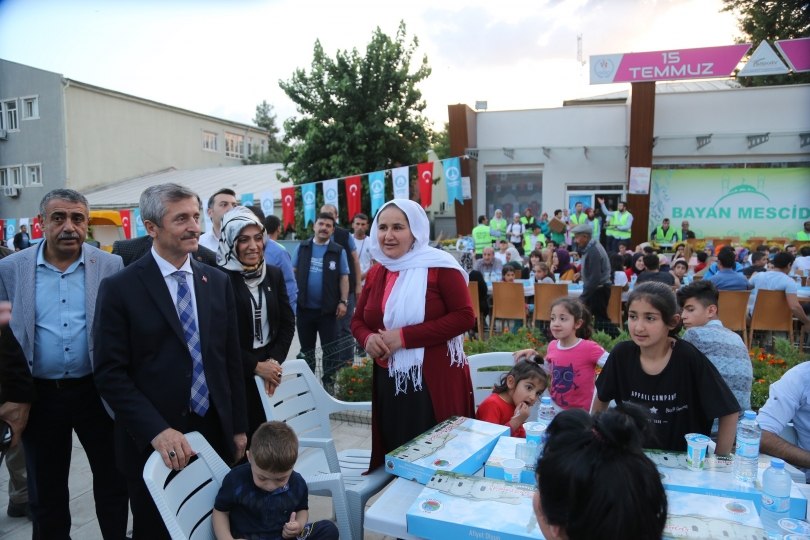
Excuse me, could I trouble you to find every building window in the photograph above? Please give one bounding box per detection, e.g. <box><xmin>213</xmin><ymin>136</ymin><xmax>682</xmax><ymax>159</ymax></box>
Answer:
<box><xmin>260</xmin><ymin>139</ymin><xmax>267</xmax><ymax>155</ymax></box>
<box><xmin>21</xmin><ymin>96</ymin><xmax>39</xmax><ymax>120</ymax></box>
<box><xmin>225</xmin><ymin>133</ymin><xmax>244</xmax><ymax>158</ymax></box>
<box><xmin>9</xmin><ymin>166</ymin><xmax>22</xmax><ymax>187</ymax></box>
<box><xmin>0</xmin><ymin>169</ymin><xmax>7</xmax><ymax>188</ymax></box>
<box><xmin>484</xmin><ymin>170</ymin><xmax>543</xmax><ymax>220</ymax></box>
<box><xmin>247</xmin><ymin>137</ymin><xmax>253</xmax><ymax>157</ymax></box>
<box><xmin>3</xmin><ymin>100</ymin><xmax>18</xmax><ymax>131</ymax></box>
<box><xmin>202</xmin><ymin>131</ymin><xmax>218</xmax><ymax>152</ymax></box>
<box><xmin>26</xmin><ymin>165</ymin><xmax>42</xmax><ymax>186</ymax></box>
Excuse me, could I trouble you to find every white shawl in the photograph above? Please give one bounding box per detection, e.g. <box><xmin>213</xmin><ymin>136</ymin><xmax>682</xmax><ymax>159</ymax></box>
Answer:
<box><xmin>369</xmin><ymin>199</ymin><xmax>469</xmax><ymax>394</ymax></box>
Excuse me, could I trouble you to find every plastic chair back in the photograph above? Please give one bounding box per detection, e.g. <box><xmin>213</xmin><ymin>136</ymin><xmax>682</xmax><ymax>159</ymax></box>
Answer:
<box><xmin>717</xmin><ymin>290</ymin><xmax>751</xmax><ymax>347</ymax></box>
<box><xmin>607</xmin><ymin>285</ymin><xmax>623</xmax><ymax>326</ymax></box>
<box><xmin>143</xmin><ymin>432</ymin><xmax>230</xmax><ymax>540</ymax></box>
<box><xmin>468</xmin><ymin>282</ymin><xmax>483</xmax><ymax>337</ymax></box>
<box><xmin>491</xmin><ymin>282</ymin><xmax>526</xmax><ymax>336</ymax></box>
<box><xmin>771</xmin><ymin>237</ymin><xmax>789</xmax><ymax>244</ymax></box>
<box><xmin>533</xmin><ymin>283</ymin><xmax>568</xmax><ymax>325</ymax></box>
<box><xmin>749</xmin><ymin>289</ymin><xmax>794</xmax><ymax>346</ymax></box>
<box><xmin>468</xmin><ymin>352</ymin><xmax>513</xmax><ymax>410</ymax></box>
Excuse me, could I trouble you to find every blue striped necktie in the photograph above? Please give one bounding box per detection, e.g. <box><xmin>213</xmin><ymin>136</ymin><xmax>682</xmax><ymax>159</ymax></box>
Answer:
<box><xmin>171</xmin><ymin>271</ymin><xmax>209</xmax><ymax>416</ymax></box>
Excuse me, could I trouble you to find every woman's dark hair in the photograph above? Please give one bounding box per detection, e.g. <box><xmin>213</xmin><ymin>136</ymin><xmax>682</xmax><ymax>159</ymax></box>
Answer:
<box><xmin>536</xmin><ymin>404</ymin><xmax>667</xmax><ymax>540</ymax></box>
<box><xmin>622</xmin><ymin>252</ymin><xmax>633</xmax><ymax>270</ymax></box>
<box><xmin>529</xmin><ymin>249</ymin><xmax>544</xmax><ymax>262</ymax></box>
<box><xmin>535</xmin><ymin>262</ymin><xmax>554</xmax><ymax>281</ymax></box>
<box><xmin>627</xmin><ymin>282</ymin><xmax>682</xmax><ymax>337</ymax></box>
<box><xmin>550</xmin><ymin>297</ymin><xmax>593</xmax><ymax>340</ymax></box>
<box><xmin>492</xmin><ymin>357</ymin><xmax>548</xmax><ymax>394</ymax></box>
<box><xmin>609</xmin><ymin>253</ymin><xmax>625</xmax><ymax>283</ymax></box>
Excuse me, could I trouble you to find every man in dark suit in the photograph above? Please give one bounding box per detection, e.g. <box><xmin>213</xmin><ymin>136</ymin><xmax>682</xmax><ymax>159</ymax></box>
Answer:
<box><xmin>112</xmin><ymin>233</ymin><xmax>218</xmax><ymax>267</ymax></box>
<box><xmin>12</xmin><ymin>225</ymin><xmax>31</xmax><ymax>252</ymax></box>
<box><xmin>94</xmin><ymin>183</ymin><xmax>248</xmax><ymax>539</ymax></box>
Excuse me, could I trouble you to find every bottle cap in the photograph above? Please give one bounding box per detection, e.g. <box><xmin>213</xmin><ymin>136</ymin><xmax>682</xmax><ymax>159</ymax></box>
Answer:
<box><xmin>541</xmin><ymin>396</ymin><xmax>552</xmax><ymax>404</ymax></box>
<box><xmin>771</xmin><ymin>458</ymin><xmax>786</xmax><ymax>469</ymax></box>
<box><xmin>744</xmin><ymin>410</ymin><xmax>757</xmax><ymax>419</ymax></box>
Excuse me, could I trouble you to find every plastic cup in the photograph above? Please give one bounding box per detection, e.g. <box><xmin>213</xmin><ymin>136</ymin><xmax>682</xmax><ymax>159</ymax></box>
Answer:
<box><xmin>684</xmin><ymin>433</ymin><xmax>711</xmax><ymax>470</ymax></box>
<box><xmin>524</xmin><ymin>422</ymin><xmax>547</xmax><ymax>445</ymax></box>
<box><xmin>502</xmin><ymin>458</ymin><xmax>525</xmax><ymax>483</ymax></box>
<box><xmin>515</xmin><ymin>442</ymin><xmax>537</xmax><ymax>465</ymax></box>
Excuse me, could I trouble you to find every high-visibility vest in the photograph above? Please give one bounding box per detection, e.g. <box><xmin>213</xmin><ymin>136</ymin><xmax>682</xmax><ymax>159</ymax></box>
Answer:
<box><xmin>490</xmin><ymin>218</ymin><xmax>507</xmax><ymax>237</ymax></box>
<box><xmin>612</xmin><ymin>211</ymin><xmax>632</xmax><ymax>239</ymax></box>
<box><xmin>655</xmin><ymin>226</ymin><xmax>676</xmax><ymax>243</ymax></box>
<box><xmin>798</xmin><ymin>231</ymin><xmax>810</xmax><ymax>241</ymax></box>
<box><xmin>520</xmin><ymin>216</ymin><xmax>535</xmax><ymax>245</ymax></box>
<box><xmin>570</xmin><ymin>212</ymin><xmax>587</xmax><ymax>225</ymax></box>
<box><xmin>472</xmin><ymin>224</ymin><xmax>493</xmax><ymax>255</ymax></box>
<box><xmin>525</xmin><ymin>233</ymin><xmax>546</xmax><ymax>253</ymax></box>
<box><xmin>589</xmin><ymin>218</ymin><xmax>600</xmax><ymax>239</ymax></box>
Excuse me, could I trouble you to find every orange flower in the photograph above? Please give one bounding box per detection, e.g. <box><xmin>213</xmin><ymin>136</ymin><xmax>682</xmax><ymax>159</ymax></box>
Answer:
<box><xmin>349</xmin><ymin>390</ymin><xmax>354</xmax><ymax>394</ymax></box>
<box><xmin>358</xmin><ymin>379</ymin><xmax>363</xmax><ymax>383</ymax></box>
<box><xmin>758</xmin><ymin>379</ymin><xmax>765</xmax><ymax>383</ymax></box>
<box><xmin>346</xmin><ymin>361</ymin><xmax>353</xmax><ymax>365</ymax></box>
<box><xmin>351</xmin><ymin>378</ymin><xmax>356</xmax><ymax>382</ymax></box>
<box><xmin>352</xmin><ymin>365</ymin><xmax>358</xmax><ymax>370</ymax></box>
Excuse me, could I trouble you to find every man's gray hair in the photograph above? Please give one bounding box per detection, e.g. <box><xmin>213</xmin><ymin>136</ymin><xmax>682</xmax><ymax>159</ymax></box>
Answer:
<box><xmin>39</xmin><ymin>189</ymin><xmax>89</xmax><ymax>217</ymax></box>
<box><xmin>140</xmin><ymin>183</ymin><xmax>201</xmax><ymax>226</ymax></box>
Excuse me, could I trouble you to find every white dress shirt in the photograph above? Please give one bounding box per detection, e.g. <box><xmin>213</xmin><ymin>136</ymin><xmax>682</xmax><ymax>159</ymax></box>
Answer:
<box><xmin>198</xmin><ymin>230</ymin><xmax>220</xmax><ymax>253</ymax></box>
<box><xmin>151</xmin><ymin>247</ymin><xmax>200</xmax><ymax>326</ymax></box>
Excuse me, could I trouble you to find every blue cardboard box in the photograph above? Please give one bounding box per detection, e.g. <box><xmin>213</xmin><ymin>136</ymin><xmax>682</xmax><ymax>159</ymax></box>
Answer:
<box><xmin>485</xmin><ymin>436</ymin><xmax>537</xmax><ymax>484</ymax></box>
<box><xmin>406</xmin><ymin>471</ymin><xmax>544</xmax><ymax>540</ymax></box>
<box><xmin>647</xmin><ymin>450</ymin><xmax>807</xmax><ymax>519</ymax></box>
<box><xmin>664</xmin><ymin>490</ymin><xmax>768</xmax><ymax>539</ymax></box>
<box><xmin>384</xmin><ymin>416</ymin><xmax>509</xmax><ymax>485</ymax></box>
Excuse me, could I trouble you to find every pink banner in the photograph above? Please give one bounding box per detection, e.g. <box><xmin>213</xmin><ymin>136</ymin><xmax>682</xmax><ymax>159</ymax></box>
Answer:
<box><xmin>590</xmin><ymin>44</ymin><xmax>750</xmax><ymax>84</ymax></box>
<box><xmin>775</xmin><ymin>38</ymin><xmax>810</xmax><ymax>73</ymax></box>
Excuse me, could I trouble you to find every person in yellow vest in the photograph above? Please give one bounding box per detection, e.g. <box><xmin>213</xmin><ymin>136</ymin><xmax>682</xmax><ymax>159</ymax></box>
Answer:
<box><xmin>586</xmin><ymin>207</ymin><xmax>601</xmax><ymax>242</ymax></box>
<box><xmin>489</xmin><ymin>209</ymin><xmax>507</xmax><ymax>242</ymax></box>
<box><xmin>472</xmin><ymin>215</ymin><xmax>495</xmax><ymax>259</ymax></box>
<box><xmin>525</xmin><ymin>223</ymin><xmax>546</xmax><ymax>253</ymax></box>
<box><xmin>520</xmin><ymin>208</ymin><xmax>536</xmax><ymax>251</ymax></box>
<box><xmin>568</xmin><ymin>202</ymin><xmax>588</xmax><ymax>227</ymax></box>
<box><xmin>651</xmin><ymin>218</ymin><xmax>677</xmax><ymax>246</ymax></box>
<box><xmin>798</xmin><ymin>221</ymin><xmax>810</xmax><ymax>242</ymax></box>
<box><xmin>598</xmin><ymin>197</ymin><xmax>633</xmax><ymax>253</ymax></box>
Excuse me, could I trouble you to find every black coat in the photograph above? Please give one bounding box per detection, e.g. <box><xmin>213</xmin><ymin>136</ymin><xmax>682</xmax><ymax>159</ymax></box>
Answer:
<box><xmin>112</xmin><ymin>235</ymin><xmax>218</xmax><ymax>268</ymax></box>
<box><xmin>0</xmin><ymin>325</ymin><xmax>34</xmax><ymax>404</ymax></box>
<box><xmin>224</xmin><ymin>265</ymin><xmax>295</xmax><ymax>438</ymax></box>
<box><xmin>93</xmin><ymin>252</ymin><xmax>247</xmax><ymax>476</ymax></box>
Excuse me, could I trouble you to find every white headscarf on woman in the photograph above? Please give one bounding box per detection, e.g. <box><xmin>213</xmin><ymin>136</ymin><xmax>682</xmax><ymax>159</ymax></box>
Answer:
<box><xmin>218</xmin><ymin>206</ymin><xmax>267</xmax><ymax>282</ymax></box>
<box><xmin>369</xmin><ymin>199</ymin><xmax>469</xmax><ymax>394</ymax></box>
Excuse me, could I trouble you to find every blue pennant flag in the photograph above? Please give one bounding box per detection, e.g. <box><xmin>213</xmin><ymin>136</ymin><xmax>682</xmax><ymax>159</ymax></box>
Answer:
<box><xmin>241</xmin><ymin>193</ymin><xmax>255</xmax><ymax>206</ymax></box>
<box><xmin>302</xmin><ymin>184</ymin><xmax>317</xmax><ymax>226</ymax></box>
<box><xmin>442</xmin><ymin>157</ymin><xmax>463</xmax><ymax>205</ymax></box>
<box><xmin>134</xmin><ymin>209</ymin><xmax>147</xmax><ymax>237</ymax></box>
<box><xmin>369</xmin><ymin>171</ymin><xmax>386</xmax><ymax>217</ymax></box>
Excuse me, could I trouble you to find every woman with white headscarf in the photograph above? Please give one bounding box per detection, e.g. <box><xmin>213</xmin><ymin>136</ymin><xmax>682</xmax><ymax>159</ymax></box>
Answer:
<box><xmin>218</xmin><ymin>206</ymin><xmax>296</xmax><ymax>445</ymax></box>
<box><xmin>351</xmin><ymin>200</ymin><xmax>476</xmax><ymax>471</ymax></box>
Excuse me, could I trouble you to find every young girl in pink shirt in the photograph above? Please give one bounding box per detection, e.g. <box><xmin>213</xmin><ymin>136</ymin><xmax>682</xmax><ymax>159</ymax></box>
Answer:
<box><xmin>514</xmin><ymin>298</ymin><xmax>608</xmax><ymax>411</ymax></box>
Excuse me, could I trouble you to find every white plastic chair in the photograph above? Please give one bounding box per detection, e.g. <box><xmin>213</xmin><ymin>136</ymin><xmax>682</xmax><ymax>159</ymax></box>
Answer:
<box><xmin>255</xmin><ymin>360</ymin><xmax>392</xmax><ymax>540</ymax></box>
<box><xmin>142</xmin><ymin>432</ymin><xmax>229</xmax><ymax>540</ymax></box>
<box><xmin>468</xmin><ymin>352</ymin><xmax>514</xmax><ymax>410</ymax></box>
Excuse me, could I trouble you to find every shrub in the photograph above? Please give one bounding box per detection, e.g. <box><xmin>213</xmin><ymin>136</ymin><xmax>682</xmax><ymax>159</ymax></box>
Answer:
<box><xmin>334</xmin><ymin>359</ymin><xmax>373</xmax><ymax>402</ymax></box>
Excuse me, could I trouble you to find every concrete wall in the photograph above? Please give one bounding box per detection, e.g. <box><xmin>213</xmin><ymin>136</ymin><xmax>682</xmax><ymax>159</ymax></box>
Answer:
<box><xmin>0</xmin><ymin>59</ymin><xmax>67</xmax><ymax>220</ymax></box>
<box><xmin>64</xmin><ymin>82</ymin><xmax>269</xmax><ymax>191</ymax></box>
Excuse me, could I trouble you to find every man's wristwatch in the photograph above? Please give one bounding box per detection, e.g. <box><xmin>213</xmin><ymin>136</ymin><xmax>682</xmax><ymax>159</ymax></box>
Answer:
<box><xmin>339</xmin><ymin>299</ymin><xmax>349</xmax><ymax>306</ymax></box>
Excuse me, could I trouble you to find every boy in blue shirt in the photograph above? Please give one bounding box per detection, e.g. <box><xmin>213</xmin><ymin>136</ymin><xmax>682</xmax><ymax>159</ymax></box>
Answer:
<box><xmin>213</xmin><ymin>422</ymin><xmax>339</xmax><ymax>540</ymax></box>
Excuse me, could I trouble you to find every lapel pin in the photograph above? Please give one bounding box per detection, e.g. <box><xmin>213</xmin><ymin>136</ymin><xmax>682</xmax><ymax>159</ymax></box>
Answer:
<box><xmin>266</xmin><ymin>286</ymin><xmax>271</xmax><ymax>292</ymax></box>
<box><xmin>202</xmin><ymin>275</ymin><xmax>208</xmax><ymax>283</ymax></box>
<box><xmin>90</xmin><ymin>259</ymin><xmax>96</xmax><ymax>263</ymax></box>
<box><xmin>197</xmin><ymin>256</ymin><xmax>202</xmax><ymax>261</ymax></box>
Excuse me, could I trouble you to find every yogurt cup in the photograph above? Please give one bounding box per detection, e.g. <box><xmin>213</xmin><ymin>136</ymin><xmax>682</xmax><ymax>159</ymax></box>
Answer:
<box><xmin>524</xmin><ymin>422</ymin><xmax>547</xmax><ymax>445</ymax></box>
<box><xmin>502</xmin><ymin>458</ymin><xmax>525</xmax><ymax>483</ymax></box>
<box><xmin>684</xmin><ymin>433</ymin><xmax>711</xmax><ymax>470</ymax></box>
<box><xmin>778</xmin><ymin>518</ymin><xmax>810</xmax><ymax>535</ymax></box>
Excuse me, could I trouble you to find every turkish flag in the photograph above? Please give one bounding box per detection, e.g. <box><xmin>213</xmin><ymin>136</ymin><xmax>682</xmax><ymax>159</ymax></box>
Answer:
<box><xmin>31</xmin><ymin>217</ymin><xmax>42</xmax><ymax>239</ymax></box>
<box><xmin>345</xmin><ymin>176</ymin><xmax>362</xmax><ymax>221</ymax></box>
<box><xmin>281</xmin><ymin>187</ymin><xmax>296</xmax><ymax>230</ymax></box>
<box><xmin>417</xmin><ymin>162</ymin><xmax>434</xmax><ymax>209</ymax></box>
<box><xmin>0</xmin><ymin>220</ymin><xmax>5</xmax><ymax>242</ymax></box>
<box><xmin>119</xmin><ymin>210</ymin><xmax>132</xmax><ymax>239</ymax></box>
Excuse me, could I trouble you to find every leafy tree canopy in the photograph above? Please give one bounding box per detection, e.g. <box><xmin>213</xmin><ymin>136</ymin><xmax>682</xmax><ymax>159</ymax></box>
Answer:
<box><xmin>278</xmin><ymin>21</ymin><xmax>433</xmax><ymax>228</ymax></box>
<box><xmin>432</xmin><ymin>122</ymin><xmax>451</xmax><ymax>160</ymax></box>
<box><xmin>246</xmin><ymin>100</ymin><xmax>287</xmax><ymax>164</ymax></box>
<box><xmin>722</xmin><ymin>0</ymin><xmax>810</xmax><ymax>86</ymax></box>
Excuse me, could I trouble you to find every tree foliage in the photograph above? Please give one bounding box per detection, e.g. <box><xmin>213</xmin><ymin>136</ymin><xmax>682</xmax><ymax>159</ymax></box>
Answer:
<box><xmin>432</xmin><ymin>122</ymin><xmax>451</xmax><ymax>160</ymax></box>
<box><xmin>278</xmin><ymin>21</ymin><xmax>433</xmax><ymax>229</ymax></box>
<box><xmin>246</xmin><ymin>101</ymin><xmax>288</xmax><ymax>164</ymax></box>
<box><xmin>722</xmin><ymin>0</ymin><xmax>810</xmax><ymax>86</ymax></box>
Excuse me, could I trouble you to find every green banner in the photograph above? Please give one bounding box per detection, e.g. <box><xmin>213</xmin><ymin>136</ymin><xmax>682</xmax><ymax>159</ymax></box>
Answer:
<box><xmin>649</xmin><ymin>168</ymin><xmax>810</xmax><ymax>241</ymax></box>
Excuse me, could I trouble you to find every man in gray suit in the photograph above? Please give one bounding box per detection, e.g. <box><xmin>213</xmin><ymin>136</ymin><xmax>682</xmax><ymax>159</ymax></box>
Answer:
<box><xmin>0</xmin><ymin>189</ymin><xmax>129</xmax><ymax>539</ymax></box>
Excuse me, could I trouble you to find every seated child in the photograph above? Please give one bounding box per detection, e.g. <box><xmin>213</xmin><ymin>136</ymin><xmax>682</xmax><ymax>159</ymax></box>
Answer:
<box><xmin>502</xmin><ymin>266</ymin><xmax>516</xmax><ymax>283</ymax></box>
<box><xmin>592</xmin><ymin>282</ymin><xmax>741</xmax><ymax>454</ymax></box>
<box><xmin>533</xmin><ymin>262</ymin><xmax>555</xmax><ymax>283</ymax></box>
<box><xmin>214</xmin><ymin>422</ymin><xmax>339</xmax><ymax>540</ymax></box>
<box><xmin>477</xmin><ymin>359</ymin><xmax>548</xmax><ymax>437</ymax></box>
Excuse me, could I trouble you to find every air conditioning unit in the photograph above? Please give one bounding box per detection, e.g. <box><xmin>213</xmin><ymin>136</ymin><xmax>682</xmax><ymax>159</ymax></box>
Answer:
<box><xmin>4</xmin><ymin>188</ymin><xmax>19</xmax><ymax>197</ymax></box>
<box><xmin>0</xmin><ymin>129</ymin><xmax>7</xmax><ymax>140</ymax></box>
<box><xmin>439</xmin><ymin>201</ymin><xmax>447</xmax><ymax>212</ymax></box>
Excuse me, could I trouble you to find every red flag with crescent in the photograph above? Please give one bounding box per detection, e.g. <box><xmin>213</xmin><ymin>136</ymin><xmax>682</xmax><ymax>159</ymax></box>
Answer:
<box><xmin>417</xmin><ymin>162</ymin><xmax>434</xmax><ymax>209</ymax></box>
<box><xmin>0</xmin><ymin>220</ymin><xmax>5</xmax><ymax>243</ymax></box>
<box><xmin>345</xmin><ymin>175</ymin><xmax>361</xmax><ymax>220</ymax></box>
<box><xmin>31</xmin><ymin>217</ymin><xmax>42</xmax><ymax>239</ymax></box>
<box><xmin>281</xmin><ymin>187</ymin><xmax>296</xmax><ymax>230</ymax></box>
<box><xmin>119</xmin><ymin>210</ymin><xmax>132</xmax><ymax>239</ymax></box>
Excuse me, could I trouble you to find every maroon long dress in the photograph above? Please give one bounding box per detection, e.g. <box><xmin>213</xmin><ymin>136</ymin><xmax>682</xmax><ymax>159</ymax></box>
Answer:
<box><xmin>351</xmin><ymin>265</ymin><xmax>476</xmax><ymax>471</ymax></box>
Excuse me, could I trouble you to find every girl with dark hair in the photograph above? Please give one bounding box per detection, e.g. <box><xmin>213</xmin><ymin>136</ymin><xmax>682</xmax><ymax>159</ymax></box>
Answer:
<box><xmin>515</xmin><ymin>298</ymin><xmax>608</xmax><ymax>411</ymax></box>
<box><xmin>476</xmin><ymin>359</ymin><xmax>548</xmax><ymax>437</ymax></box>
<box><xmin>609</xmin><ymin>253</ymin><xmax>629</xmax><ymax>302</ymax></box>
<box><xmin>534</xmin><ymin>404</ymin><xmax>668</xmax><ymax>540</ymax></box>
<box><xmin>592</xmin><ymin>282</ymin><xmax>741</xmax><ymax>454</ymax></box>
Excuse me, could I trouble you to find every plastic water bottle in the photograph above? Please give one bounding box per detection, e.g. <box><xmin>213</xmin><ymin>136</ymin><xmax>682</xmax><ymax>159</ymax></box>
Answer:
<box><xmin>537</xmin><ymin>397</ymin><xmax>556</xmax><ymax>426</ymax></box>
<box><xmin>760</xmin><ymin>458</ymin><xmax>792</xmax><ymax>534</ymax></box>
<box><xmin>733</xmin><ymin>410</ymin><xmax>761</xmax><ymax>482</ymax></box>
<box><xmin>631</xmin><ymin>274</ymin><xmax>637</xmax><ymax>284</ymax></box>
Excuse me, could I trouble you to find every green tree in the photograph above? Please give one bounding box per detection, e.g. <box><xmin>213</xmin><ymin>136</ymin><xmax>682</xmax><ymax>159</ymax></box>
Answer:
<box><xmin>432</xmin><ymin>122</ymin><xmax>451</xmax><ymax>159</ymax></box>
<box><xmin>246</xmin><ymin>100</ymin><xmax>287</xmax><ymax>164</ymax></box>
<box><xmin>722</xmin><ymin>0</ymin><xmax>810</xmax><ymax>86</ymax></box>
<box><xmin>278</xmin><ymin>21</ymin><xmax>433</xmax><ymax>231</ymax></box>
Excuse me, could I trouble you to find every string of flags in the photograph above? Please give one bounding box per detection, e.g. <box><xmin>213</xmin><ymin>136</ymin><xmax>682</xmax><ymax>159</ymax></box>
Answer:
<box><xmin>0</xmin><ymin>217</ymin><xmax>42</xmax><ymax>243</ymax></box>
